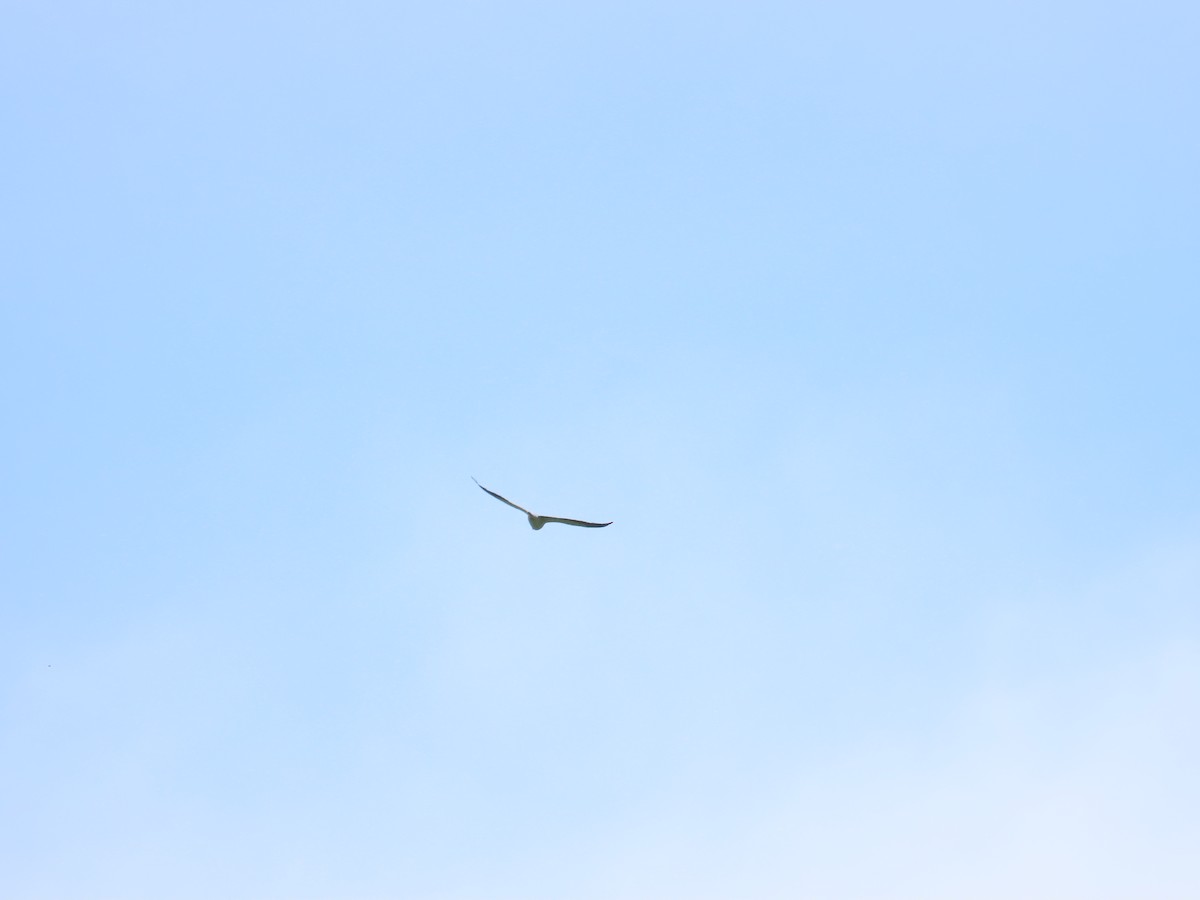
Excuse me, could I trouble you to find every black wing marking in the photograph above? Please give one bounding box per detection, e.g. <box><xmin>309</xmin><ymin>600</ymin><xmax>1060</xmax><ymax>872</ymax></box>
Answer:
<box><xmin>541</xmin><ymin>516</ymin><xmax>613</xmax><ymax>528</ymax></box>
<box><xmin>472</xmin><ymin>477</ymin><xmax>535</xmax><ymax>517</ymax></box>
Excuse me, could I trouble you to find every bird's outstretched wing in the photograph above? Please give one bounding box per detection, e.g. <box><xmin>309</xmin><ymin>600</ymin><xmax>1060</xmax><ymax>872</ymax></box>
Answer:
<box><xmin>540</xmin><ymin>516</ymin><xmax>612</xmax><ymax>528</ymax></box>
<box><xmin>472</xmin><ymin>477</ymin><xmax>535</xmax><ymax>517</ymax></box>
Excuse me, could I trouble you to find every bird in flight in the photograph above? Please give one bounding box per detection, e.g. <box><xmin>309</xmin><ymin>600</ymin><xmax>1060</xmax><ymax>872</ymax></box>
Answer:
<box><xmin>473</xmin><ymin>478</ymin><xmax>612</xmax><ymax>530</ymax></box>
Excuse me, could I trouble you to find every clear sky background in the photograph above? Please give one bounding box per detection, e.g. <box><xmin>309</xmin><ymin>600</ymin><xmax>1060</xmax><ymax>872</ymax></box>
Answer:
<box><xmin>3</xmin><ymin>2</ymin><xmax>1198</xmax><ymax>898</ymax></box>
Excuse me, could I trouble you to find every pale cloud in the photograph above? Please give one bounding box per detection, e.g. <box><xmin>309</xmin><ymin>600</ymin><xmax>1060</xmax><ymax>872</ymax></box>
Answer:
<box><xmin>560</xmin><ymin>643</ymin><xmax>1199</xmax><ymax>900</ymax></box>
<box><xmin>450</xmin><ymin>534</ymin><xmax>1200</xmax><ymax>900</ymax></box>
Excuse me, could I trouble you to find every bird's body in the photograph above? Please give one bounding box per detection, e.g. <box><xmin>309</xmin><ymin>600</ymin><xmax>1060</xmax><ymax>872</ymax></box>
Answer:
<box><xmin>472</xmin><ymin>478</ymin><xmax>612</xmax><ymax>529</ymax></box>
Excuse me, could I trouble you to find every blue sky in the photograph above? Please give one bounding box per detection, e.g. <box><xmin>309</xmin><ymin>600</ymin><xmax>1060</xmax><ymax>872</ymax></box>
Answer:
<box><xmin>3</xmin><ymin>2</ymin><xmax>1198</xmax><ymax>898</ymax></box>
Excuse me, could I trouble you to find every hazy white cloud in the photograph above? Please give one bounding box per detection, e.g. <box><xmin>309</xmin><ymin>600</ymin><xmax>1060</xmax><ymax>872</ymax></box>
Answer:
<box><xmin>433</xmin><ymin>535</ymin><xmax>1200</xmax><ymax>900</ymax></box>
